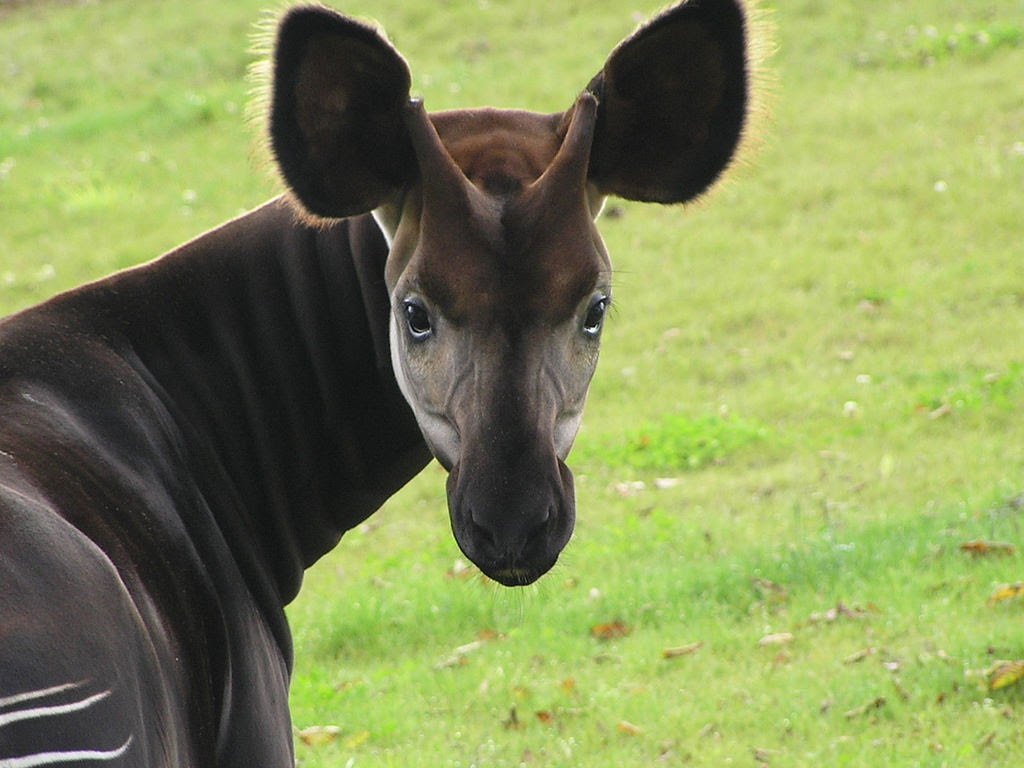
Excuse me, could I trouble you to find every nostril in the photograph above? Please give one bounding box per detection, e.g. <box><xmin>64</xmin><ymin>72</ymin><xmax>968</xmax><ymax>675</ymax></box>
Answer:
<box><xmin>524</xmin><ymin>506</ymin><xmax>555</xmax><ymax>547</ymax></box>
<box><xmin>468</xmin><ymin>511</ymin><xmax>497</xmax><ymax>549</ymax></box>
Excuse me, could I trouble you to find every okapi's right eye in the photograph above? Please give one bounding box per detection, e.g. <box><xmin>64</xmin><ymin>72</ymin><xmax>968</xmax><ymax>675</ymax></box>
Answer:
<box><xmin>403</xmin><ymin>299</ymin><xmax>433</xmax><ymax>341</ymax></box>
<box><xmin>582</xmin><ymin>295</ymin><xmax>609</xmax><ymax>338</ymax></box>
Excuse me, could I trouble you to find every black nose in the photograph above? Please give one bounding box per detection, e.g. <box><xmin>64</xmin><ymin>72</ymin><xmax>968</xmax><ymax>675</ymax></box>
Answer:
<box><xmin>446</xmin><ymin>460</ymin><xmax>575</xmax><ymax>586</ymax></box>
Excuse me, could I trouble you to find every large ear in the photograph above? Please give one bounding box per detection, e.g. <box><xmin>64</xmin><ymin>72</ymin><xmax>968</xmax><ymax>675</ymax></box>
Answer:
<box><xmin>584</xmin><ymin>0</ymin><xmax>752</xmax><ymax>204</ymax></box>
<box><xmin>269</xmin><ymin>6</ymin><xmax>415</xmax><ymax>219</ymax></box>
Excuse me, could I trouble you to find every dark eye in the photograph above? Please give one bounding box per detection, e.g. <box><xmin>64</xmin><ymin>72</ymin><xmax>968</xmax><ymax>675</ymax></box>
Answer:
<box><xmin>582</xmin><ymin>295</ymin><xmax>609</xmax><ymax>337</ymax></box>
<box><xmin>403</xmin><ymin>299</ymin><xmax>433</xmax><ymax>340</ymax></box>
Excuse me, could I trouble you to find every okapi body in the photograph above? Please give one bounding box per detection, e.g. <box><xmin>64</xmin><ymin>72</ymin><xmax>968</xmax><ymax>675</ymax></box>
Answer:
<box><xmin>0</xmin><ymin>1</ymin><xmax>758</xmax><ymax>765</ymax></box>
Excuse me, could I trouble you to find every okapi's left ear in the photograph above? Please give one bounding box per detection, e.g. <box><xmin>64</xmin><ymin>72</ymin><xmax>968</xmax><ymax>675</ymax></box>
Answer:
<box><xmin>584</xmin><ymin>0</ymin><xmax>752</xmax><ymax>204</ymax></box>
<box><xmin>269</xmin><ymin>6</ymin><xmax>415</xmax><ymax>219</ymax></box>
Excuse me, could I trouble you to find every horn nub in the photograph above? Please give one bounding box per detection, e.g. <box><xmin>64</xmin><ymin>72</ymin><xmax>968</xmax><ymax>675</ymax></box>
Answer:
<box><xmin>402</xmin><ymin>98</ymin><xmax>478</xmax><ymax>212</ymax></box>
<box><xmin>528</xmin><ymin>91</ymin><xmax>599</xmax><ymax>200</ymax></box>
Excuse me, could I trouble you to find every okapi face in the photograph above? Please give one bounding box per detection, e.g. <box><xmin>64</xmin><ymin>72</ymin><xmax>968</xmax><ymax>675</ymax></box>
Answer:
<box><xmin>269</xmin><ymin>0</ymin><xmax>754</xmax><ymax>585</ymax></box>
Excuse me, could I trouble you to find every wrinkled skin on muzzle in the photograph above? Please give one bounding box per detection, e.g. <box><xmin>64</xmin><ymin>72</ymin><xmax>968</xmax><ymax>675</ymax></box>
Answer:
<box><xmin>438</xmin><ymin>330</ymin><xmax>589</xmax><ymax>585</ymax></box>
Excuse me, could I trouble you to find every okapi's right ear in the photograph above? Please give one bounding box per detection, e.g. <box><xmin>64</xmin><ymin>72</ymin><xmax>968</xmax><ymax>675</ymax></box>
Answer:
<box><xmin>269</xmin><ymin>6</ymin><xmax>415</xmax><ymax>219</ymax></box>
<box><xmin>584</xmin><ymin>0</ymin><xmax>753</xmax><ymax>204</ymax></box>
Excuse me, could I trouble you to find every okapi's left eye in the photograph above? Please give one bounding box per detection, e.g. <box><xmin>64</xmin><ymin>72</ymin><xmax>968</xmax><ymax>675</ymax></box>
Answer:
<box><xmin>582</xmin><ymin>295</ymin><xmax>609</xmax><ymax>337</ymax></box>
<box><xmin>403</xmin><ymin>299</ymin><xmax>433</xmax><ymax>341</ymax></box>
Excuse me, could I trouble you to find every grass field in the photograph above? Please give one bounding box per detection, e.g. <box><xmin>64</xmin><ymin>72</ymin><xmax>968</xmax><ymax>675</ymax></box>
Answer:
<box><xmin>2</xmin><ymin>0</ymin><xmax>1023</xmax><ymax>765</ymax></box>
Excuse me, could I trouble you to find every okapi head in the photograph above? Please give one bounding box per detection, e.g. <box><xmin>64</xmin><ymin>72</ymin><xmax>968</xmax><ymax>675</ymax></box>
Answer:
<box><xmin>269</xmin><ymin>0</ymin><xmax>756</xmax><ymax>586</ymax></box>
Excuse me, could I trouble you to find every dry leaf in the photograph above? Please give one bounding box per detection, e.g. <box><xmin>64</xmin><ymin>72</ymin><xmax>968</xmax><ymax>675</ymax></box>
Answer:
<box><xmin>617</xmin><ymin>720</ymin><xmax>643</xmax><ymax>736</ymax></box>
<box><xmin>987</xmin><ymin>660</ymin><xmax>1024</xmax><ymax>691</ymax></box>
<box><xmin>758</xmin><ymin>632</ymin><xmax>794</xmax><ymax>647</ymax></box>
<box><xmin>844</xmin><ymin>697</ymin><xmax>886</xmax><ymax>719</ymax></box>
<box><xmin>844</xmin><ymin>647</ymin><xmax>877</xmax><ymax>664</ymax></box>
<box><xmin>662</xmin><ymin>642</ymin><xmax>704</xmax><ymax>659</ymax></box>
<box><xmin>446</xmin><ymin>558</ymin><xmax>473</xmax><ymax>579</ymax></box>
<box><xmin>808</xmin><ymin>601</ymin><xmax>870</xmax><ymax>624</ymax></box>
<box><xmin>891</xmin><ymin>677</ymin><xmax>911</xmax><ymax>701</ymax></box>
<box><xmin>435</xmin><ymin>639</ymin><xmax>486</xmax><ymax>669</ymax></box>
<box><xmin>561</xmin><ymin>677</ymin><xmax>576</xmax><ymax>695</ymax></box>
<box><xmin>960</xmin><ymin>540</ymin><xmax>1016</xmax><ymax>557</ymax></box>
<box><xmin>296</xmin><ymin>725</ymin><xmax>341</xmax><ymax>747</ymax></box>
<box><xmin>591</xmin><ymin>620</ymin><xmax>632</xmax><ymax>641</ymax></box>
<box><xmin>988</xmin><ymin>582</ymin><xmax>1024</xmax><ymax>605</ymax></box>
<box><xmin>535</xmin><ymin>710</ymin><xmax>555</xmax><ymax>726</ymax></box>
<box><xmin>613</xmin><ymin>481</ymin><xmax>646</xmax><ymax>497</ymax></box>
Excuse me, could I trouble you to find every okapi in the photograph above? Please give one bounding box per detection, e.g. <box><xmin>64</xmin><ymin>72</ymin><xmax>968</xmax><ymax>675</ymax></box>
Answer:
<box><xmin>0</xmin><ymin>1</ymin><xmax>759</xmax><ymax>765</ymax></box>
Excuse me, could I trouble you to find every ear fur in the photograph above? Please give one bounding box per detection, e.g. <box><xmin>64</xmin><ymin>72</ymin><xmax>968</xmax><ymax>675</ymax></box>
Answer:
<box><xmin>269</xmin><ymin>5</ymin><xmax>415</xmax><ymax>219</ymax></box>
<box><xmin>584</xmin><ymin>0</ymin><xmax>753</xmax><ymax>204</ymax></box>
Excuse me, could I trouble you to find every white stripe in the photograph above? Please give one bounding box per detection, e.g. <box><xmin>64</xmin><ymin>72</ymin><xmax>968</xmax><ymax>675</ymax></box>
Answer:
<box><xmin>0</xmin><ymin>737</ymin><xmax>132</xmax><ymax>768</ymax></box>
<box><xmin>0</xmin><ymin>684</ymin><xmax>83</xmax><ymax>712</ymax></box>
<box><xmin>0</xmin><ymin>691</ymin><xmax>111</xmax><ymax>728</ymax></box>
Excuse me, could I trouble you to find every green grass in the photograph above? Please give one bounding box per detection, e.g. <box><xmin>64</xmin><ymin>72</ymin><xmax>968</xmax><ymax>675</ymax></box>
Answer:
<box><xmin>2</xmin><ymin>0</ymin><xmax>1023</xmax><ymax>766</ymax></box>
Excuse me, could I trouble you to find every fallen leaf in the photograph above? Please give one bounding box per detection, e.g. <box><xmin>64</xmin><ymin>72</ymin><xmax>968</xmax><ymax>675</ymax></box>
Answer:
<box><xmin>844</xmin><ymin>647</ymin><xmax>877</xmax><ymax>664</ymax></box>
<box><xmin>758</xmin><ymin>632</ymin><xmax>794</xmax><ymax>647</ymax></box>
<box><xmin>434</xmin><ymin>654</ymin><xmax>469</xmax><ymax>670</ymax></box>
<box><xmin>297</xmin><ymin>725</ymin><xmax>341</xmax><ymax>747</ymax></box>
<box><xmin>987</xmin><ymin>660</ymin><xmax>1024</xmax><ymax>691</ymax></box>
<box><xmin>617</xmin><ymin>720</ymin><xmax>643</xmax><ymax>736</ymax></box>
<box><xmin>808</xmin><ymin>601</ymin><xmax>871</xmax><ymax>624</ymax></box>
<box><xmin>535</xmin><ymin>710</ymin><xmax>554</xmax><ymax>726</ymax></box>
<box><xmin>446</xmin><ymin>559</ymin><xmax>473</xmax><ymax>579</ymax></box>
<box><xmin>591</xmin><ymin>620</ymin><xmax>632</xmax><ymax>641</ymax></box>
<box><xmin>891</xmin><ymin>677</ymin><xmax>911</xmax><ymax>701</ymax></box>
<box><xmin>663</xmin><ymin>641</ymin><xmax>704</xmax><ymax>659</ymax></box>
<box><xmin>435</xmin><ymin>639</ymin><xmax>487</xmax><ymax>669</ymax></box>
<box><xmin>960</xmin><ymin>540</ymin><xmax>1016</xmax><ymax>557</ymax></box>
<box><xmin>561</xmin><ymin>677</ymin><xmax>576</xmax><ymax>695</ymax></box>
<box><xmin>613</xmin><ymin>480</ymin><xmax>646</xmax><ymax>497</ymax></box>
<box><xmin>698</xmin><ymin>722</ymin><xmax>720</xmax><ymax>739</ymax></box>
<box><xmin>844</xmin><ymin>697</ymin><xmax>886</xmax><ymax>719</ymax></box>
<box><xmin>988</xmin><ymin>582</ymin><xmax>1024</xmax><ymax>605</ymax></box>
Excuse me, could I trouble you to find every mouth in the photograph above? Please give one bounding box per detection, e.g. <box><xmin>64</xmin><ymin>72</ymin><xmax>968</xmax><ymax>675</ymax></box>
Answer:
<box><xmin>477</xmin><ymin>556</ymin><xmax>557</xmax><ymax>587</ymax></box>
<box><xmin>451</xmin><ymin>513</ymin><xmax>567</xmax><ymax>588</ymax></box>
<box><xmin>489</xmin><ymin>569</ymin><xmax>544</xmax><ymax>587</ymax></box>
